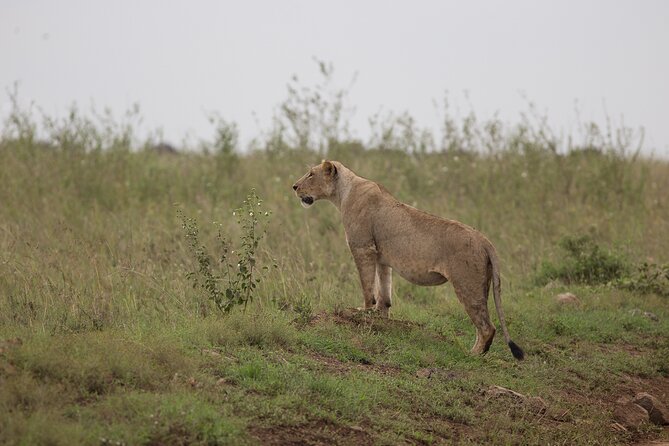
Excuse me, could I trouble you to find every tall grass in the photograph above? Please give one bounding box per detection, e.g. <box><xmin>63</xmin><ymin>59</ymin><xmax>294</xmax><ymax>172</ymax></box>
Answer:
<box><xmin>2</xmin><ymin>67</ymin><xmax>669</xmax><ymax>445</ymax></box>
<box><xmin>1</xmin><ymin>71</ymin><xmax>667</xmax><ymax>334</ymax></box>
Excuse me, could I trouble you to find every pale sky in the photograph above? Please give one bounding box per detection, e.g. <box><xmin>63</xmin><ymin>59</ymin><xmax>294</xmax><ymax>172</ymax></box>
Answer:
<box><xmin>2</xmin><ymin>0</ymin><xmax>668</xmax><ymax>154</ymax></box>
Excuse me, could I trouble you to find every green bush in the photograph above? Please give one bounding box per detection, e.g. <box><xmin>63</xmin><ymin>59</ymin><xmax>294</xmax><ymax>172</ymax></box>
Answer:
<box><xmin>617</xmin><ymin>262</ymin><xmax>669</xmax><ymax>297</ymax></box>
<box><xmin>536</xmin><ymin>234</ymin><xmax>630</xmax><ymax>285</ymax></box>
<box><xmin>537</xmin><ymin>235</ymin><xmax>669</xmax><ymax>297</ymax></box>
<box><xmin>179</xmin><ymin>189</ymin><xmax>274</xmax><ymax>314</ymax></box>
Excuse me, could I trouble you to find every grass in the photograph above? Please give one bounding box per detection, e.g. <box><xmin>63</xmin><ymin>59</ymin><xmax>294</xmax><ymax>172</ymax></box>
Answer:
<box><xmin>1</xmin><ymin>93</ymin><xmax>669</xmax><ymax>445</ymax></box>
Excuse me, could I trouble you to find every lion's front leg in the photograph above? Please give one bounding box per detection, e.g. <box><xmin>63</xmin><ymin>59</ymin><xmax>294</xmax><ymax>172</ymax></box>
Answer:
<box><xmin>375</xmin><ymin>264</ymin><xmax>392</xmax><ymax>318</ymax></box>
<box><xmin>350</xmin><ymin>245</ymin><xmax>378</xmax><ymax>310</ymax></box>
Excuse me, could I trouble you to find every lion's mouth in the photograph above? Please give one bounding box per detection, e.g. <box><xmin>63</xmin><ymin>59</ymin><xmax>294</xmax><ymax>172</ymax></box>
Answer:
<box><xmin>300</xmin><ymin>196</ymin><xmax>314</xmax><ymax>208</ymax></box>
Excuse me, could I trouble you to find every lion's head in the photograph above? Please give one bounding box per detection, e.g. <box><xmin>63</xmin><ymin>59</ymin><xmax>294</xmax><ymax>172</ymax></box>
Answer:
<box><xmin>292</xmin><ymin>161</ymin><xmax>338</xmax><ymax>208</ymax></box>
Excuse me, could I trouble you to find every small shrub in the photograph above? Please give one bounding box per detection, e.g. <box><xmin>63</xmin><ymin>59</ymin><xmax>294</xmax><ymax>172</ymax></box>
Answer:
<box><xmin>292</xmin><ymin>294</ymin><xmax>314</xmax><ymax>326</ymax></box>
<box><xmin>179</xmin><ymin>189</ymin><xmax>274</xmax><ymax>313</ymax></box>
<box><xmin>549</xmin><ymin>317</ymin><xmax>570</xmax><ymax>336</ymax></box>
<box><xmin>537</xmin><ymin>234</ymin><xmax>669</xmax><ymax>297</ymax></box>
<box><xmin>272</xmin><ymin>292</ymin><xmax>313</xmax><ymax>326</ymax></box>
<box><xmin>536</xmin><ymin>234</ymin><xmax>629</xmax><ymax>285</ymax></box>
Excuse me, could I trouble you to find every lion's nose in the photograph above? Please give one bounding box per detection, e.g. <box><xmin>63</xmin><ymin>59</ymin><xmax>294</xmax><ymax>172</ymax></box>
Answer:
<box><xmin>292</xmin><ymin>184</ymin><xmax>298</xmax><ymax>191</ymax></box>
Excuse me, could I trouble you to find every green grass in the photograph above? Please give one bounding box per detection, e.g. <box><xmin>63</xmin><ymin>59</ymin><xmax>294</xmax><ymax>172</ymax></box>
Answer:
<box><xmin>1</xmin><ymin>104</ymin><xmax>669</xmax><ymax>445</ymax></box>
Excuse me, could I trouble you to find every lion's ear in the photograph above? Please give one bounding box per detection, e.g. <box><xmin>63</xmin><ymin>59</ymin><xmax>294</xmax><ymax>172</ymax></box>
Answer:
<box><xmin>322</xmin><ymin>160</ymin><xmax>337</xmax><ymax>177</ymax></box>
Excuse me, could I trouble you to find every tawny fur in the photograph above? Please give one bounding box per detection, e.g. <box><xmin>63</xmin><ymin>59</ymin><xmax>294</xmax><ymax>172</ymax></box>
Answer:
<box><xmin>292</xmin><ymin>160</ymin><xmax>523</xmax><ymax>358</ymax></box>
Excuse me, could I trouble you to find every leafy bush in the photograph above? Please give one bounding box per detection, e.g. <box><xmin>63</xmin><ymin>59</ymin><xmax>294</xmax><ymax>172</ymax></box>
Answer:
<box><xmin>617</xmin><ymin>262</ymin><xmax>669</xmax><ymax>297</ymax></box>
<box><xmin>537</xmin><ymin>234</ymin><xmax>669</xmax><ymax>297</ymax></box>
<box><xmin>536</xmin><ymin>234</ymin><xmax>630</xmax><ymax>285</ymax></box>
<box><xmin>179</xmin><ymin>189</ymin><xmax>274</xmax><ymax>313</ymax></box>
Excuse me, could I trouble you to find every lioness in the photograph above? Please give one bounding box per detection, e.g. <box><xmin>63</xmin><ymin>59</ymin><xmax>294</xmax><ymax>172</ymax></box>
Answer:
<box><xmin>292</xmin><ymin>160</ymin><xmax>524</xmax><ymax>360</ymax></box>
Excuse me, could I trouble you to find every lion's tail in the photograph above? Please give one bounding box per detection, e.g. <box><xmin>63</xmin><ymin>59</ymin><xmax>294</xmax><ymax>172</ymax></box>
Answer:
<box><xmin>485</xmin><ymin>243</ymin><xmax>525</xmax><ymax>360</ymax></box>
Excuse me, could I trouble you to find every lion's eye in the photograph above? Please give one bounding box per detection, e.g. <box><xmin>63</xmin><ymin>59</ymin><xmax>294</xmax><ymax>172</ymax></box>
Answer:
<box><xmin>308</xmin><ymin>172</ymin><xmax>314</xmax><ymax>178</ymax></box>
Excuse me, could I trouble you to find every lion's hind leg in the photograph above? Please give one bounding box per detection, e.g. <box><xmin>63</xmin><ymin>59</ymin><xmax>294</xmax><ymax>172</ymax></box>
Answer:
<box><xmin>452</xmin><ymin>280</ymin><xmax>496</xmax><ymax>355</ymax></box>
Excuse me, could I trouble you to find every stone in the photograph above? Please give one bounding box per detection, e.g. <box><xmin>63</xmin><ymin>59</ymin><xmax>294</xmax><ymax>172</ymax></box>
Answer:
<box><xmin>555</xmin><ymin>293</ymin><xmax>580</xmax><ymax>305</ymax></box>
<box><xmin>633</xmin><ymin>392</ymin><xmax>669</xmax><ymax>425</ymax></box>
<box><xmin>613</xmin><ymin>402</ymin><xmax>649</xmax><ymax>429</ymax></box>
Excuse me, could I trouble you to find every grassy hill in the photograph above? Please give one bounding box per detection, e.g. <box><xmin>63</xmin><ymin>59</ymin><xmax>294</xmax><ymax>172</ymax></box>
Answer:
<box><xmin>1</xmin><ymin>101</ymin><xmax>668</xmax><ymax>444</ymax></box>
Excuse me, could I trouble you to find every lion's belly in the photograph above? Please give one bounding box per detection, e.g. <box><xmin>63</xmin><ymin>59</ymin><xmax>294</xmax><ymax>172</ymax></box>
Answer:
<box><xmin>375</xmin><ymin>228</ymin><xmax>450</xmax><ymax>286</ymax></box>
<box><xmin>378</xmin><ymin>246</ymin><xmax>448</xmax><ymax>286</ymax></box>
<box><xmin>394</xmin><ymin>268</ymin><xmax>448</xmax><ymax>286</ymax></box>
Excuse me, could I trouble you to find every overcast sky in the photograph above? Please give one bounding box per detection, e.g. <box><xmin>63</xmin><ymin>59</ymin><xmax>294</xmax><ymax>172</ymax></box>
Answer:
<box><xmin>2</xmin><ymin>0</ymin><xmax>668</xmax><ymax>154</ymax></box>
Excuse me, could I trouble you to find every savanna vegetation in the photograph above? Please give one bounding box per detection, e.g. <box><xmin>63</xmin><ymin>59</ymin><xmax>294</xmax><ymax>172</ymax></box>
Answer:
<box><xmin>1</xmin><ymin>66</ymin><xmax>668</xmax><ymax>445</ymax></box>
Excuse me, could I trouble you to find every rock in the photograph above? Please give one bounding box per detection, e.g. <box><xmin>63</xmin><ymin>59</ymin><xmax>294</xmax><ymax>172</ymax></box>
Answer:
<box><xmin>555</xmin><ymin>293</ymin><xmax>580</xmax><ymax>305</ymax></box>
<box><xmin>616</xmin><ymin>395</ymin><xmax>631</xmax><ymax>405</ymax></box>
<box><xmin>613</xmin><ymin>402</ymin><xmax>649</xmax><ymax>429</ymax></box>
<box><xmin>633</xmin><ymin>392</ymin><xmax>669</xmax><ymax>425</ymax></box>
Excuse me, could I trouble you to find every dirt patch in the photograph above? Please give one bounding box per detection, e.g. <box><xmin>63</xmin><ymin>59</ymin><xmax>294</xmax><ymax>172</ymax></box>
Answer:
<box><xmin>310</xmin><ymin>308</ymin><xmax>448</xmax><ymax>340</ymax></box>
<box><xmin>307</xmin><ymin>353</ymin><xmax>400</xmax><ymax>377</ymax></box>
<box><xmin>310</xmin><ymin>308</ymin><xmax>420</xmax><ymax>329</ymax></box>
<box><xmin>411</xmin><ymin>413</ymin><xmax>476</xmax><ymax>444</ymax></box>
<box><xmin>566</xmin><ymin>373</ymin><xmax>669</xmax><ymax>444</ymax></box>
<box><xmin>250</xmin><ymin>419</ymin><xmax>373</xmax><ymax>446</ymax></box>
<box><xmin>597</xmin><ymin>343</ymin><xmax>650</xmax><ymax>358</ymax></box>
<box><xmin>616</xmin><ymin>374</ymin><xmax>669</xmax><ymax>428</ymax></box>
<box><xmin>604</xmin><ymin>372</ymin><xmax>669</xmax><ymax>443</ymax></box>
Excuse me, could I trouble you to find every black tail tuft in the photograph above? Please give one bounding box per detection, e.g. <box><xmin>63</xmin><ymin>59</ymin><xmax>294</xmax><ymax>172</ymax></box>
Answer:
<box><xmin>508</xmin><ymin>341</ymin><xmax>525</xmax><ymax>360</ymax></box>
